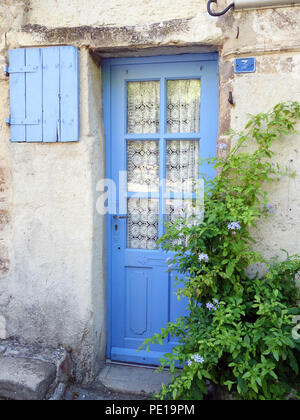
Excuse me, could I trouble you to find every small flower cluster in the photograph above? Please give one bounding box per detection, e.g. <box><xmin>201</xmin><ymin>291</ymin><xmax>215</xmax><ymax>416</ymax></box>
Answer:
<box><xmin>165</xmin><ymin>257</ymin><xmax>174</xmax><ymax>270</ymax></box>
<box><xmin>265</xmin><ymin>205</ymin><xmax>275</xmax><ymax>215</ymax></box>
<box><xmin>198</xmin><ymin>253</ymin><xmax>209</xmax><ymax>263</ymax></box>
<box><xmin>228</xmin><ymin>221</ymin><xmax>241</xmax><ymax>234</ymax></box>
<box><xmin>206</xmin><ymin>299</ymin><xmax>220</xmax><ymax>312</ymax></box>
<box><xmin>187</xmin><ymin>354</ymin><xmax>205</xmax><ymax>366</ymax></box>
<box><xmin>217</xmin><ymin>143</ymin><xmax>228</xmax><ymax>150</ymax></box>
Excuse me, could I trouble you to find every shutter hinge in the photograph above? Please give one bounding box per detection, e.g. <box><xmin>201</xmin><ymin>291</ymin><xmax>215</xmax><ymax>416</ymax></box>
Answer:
<box><xmin>6</xmin><ymin>118</ymin><xmax>40</xmax><ymax>125</ymax></box>
<box><xmin>5</xmin><ymin>65</ymin><xmax>38</xmax><ymax>74</ymax></box>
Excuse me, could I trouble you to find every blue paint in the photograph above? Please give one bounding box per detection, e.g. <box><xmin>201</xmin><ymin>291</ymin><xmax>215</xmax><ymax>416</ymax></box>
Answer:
<box><xmin>8</xmin><ymin>46</ymin><xmax>79</xmax><ymax>143</ymax></box>
<box><xmin>103</xmin><ymin>54</ymin><xmax>219</xmax><ymax>365</ymax></box>
<box><xmin>43</xmin><ymin>47</ymin><xmax>60</xmax><ymax>142</ymax></box>
<box><xmin>234</xmin><ymin>57</ymin><xmax>256</xmax><ymax>73</ymax></box>
<box><xmin>26</xmin><ymin>48</ymin><xmax>43</xmax><ymax>143</ymax></box>
<box><xmin>9</xmin><ymin>49</ymin><xmax>26</xmax><ymax>142</ymax></box>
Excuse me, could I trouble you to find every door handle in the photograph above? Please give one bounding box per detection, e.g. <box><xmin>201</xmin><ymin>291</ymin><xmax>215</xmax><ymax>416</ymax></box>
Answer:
<box><xmin>113</xmin><ymin>215</ymin><xmax>129</xmax><ymax>219</ymax></box>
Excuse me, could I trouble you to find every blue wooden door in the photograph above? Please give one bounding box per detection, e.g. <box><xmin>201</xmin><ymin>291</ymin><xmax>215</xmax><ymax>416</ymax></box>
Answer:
<box><xmin>103</xmin><ymin>54</ymin><xmax>218</xmax><ymax>365</ymax></box>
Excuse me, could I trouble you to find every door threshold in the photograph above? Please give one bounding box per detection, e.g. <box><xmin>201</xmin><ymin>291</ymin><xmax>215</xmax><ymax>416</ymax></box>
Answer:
<box><xmin>106</xmin><ymin>359</ymin><xmax>167</xmax><ymax>370</ymax></box>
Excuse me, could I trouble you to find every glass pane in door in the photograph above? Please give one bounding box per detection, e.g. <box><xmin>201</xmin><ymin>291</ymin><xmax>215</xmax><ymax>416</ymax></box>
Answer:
<box><xmin>127</xmin><ymin>198</ymin><xmax>159</xmax><ymax>250</ymax></box>
<box><xmin>165</xmin><ymin>199</ymin><xmax>197</xmax><ymax>245</ymax></box>
<box><xmin>127</xmin><ymin>140</ymin><xmax>159</xmax><ymax>192</ymax></box>
<box><xmin>166</xmin><ymin>140</ymin><xmax>199</xmax><ymax>193</ymax></box>
<box><xmin>167</xmin><ymin>79</ymin><xmax>201</xmax><ymax>133</ymax></box>
<box><xmin>127</xmin><ymin>81</ymin><xmax>160</xmax><ymax>134</ymax></box>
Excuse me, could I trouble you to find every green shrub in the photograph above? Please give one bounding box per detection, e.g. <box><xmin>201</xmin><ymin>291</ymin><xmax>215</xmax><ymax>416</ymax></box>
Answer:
<box><xmin>140</xmin><ymin>102</ymin><xmax>300</xmax><ymax>400</ymax></box>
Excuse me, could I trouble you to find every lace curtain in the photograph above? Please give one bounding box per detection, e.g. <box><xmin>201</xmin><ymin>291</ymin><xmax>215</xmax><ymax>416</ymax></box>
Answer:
<box><xmin>127</xmin><ymin>198</ymin><xmax>159</xmax><ymax>250</ymax></box>
<box><xmin>167</xmin><ymin>79</ymin><xmax>201</xmax><ymax>133</ymax></box>
<box><xmin>126</xmin><ymin>80</ymin><xmax>201</xmax><ymax>249</ymax></box>
<box><xmin>127</xmin><ymin>79</ymin><xmax>201</xmax><ymax>134</ymax></box>
<box><xmin>127</xmin><ymin>81</ymin><xmax>160</xmax><ymax>134</ymax></box>
<box><xmin>127</xmin><ymin>141</ymin><xmax>159</xmax><ymax>192</ymax></box>
<box><xmin>166</xmin><ymin>140</ymin><xmax>199</xmax><ymax>193</ymax></box>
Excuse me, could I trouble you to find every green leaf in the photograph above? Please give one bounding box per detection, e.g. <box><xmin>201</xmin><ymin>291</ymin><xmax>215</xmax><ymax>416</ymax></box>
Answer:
<box><xmin>273</xmin><ymin>350</ymin><xmax>279</xmax><ymax>362</ymax></box>
<box><xmin>289</xmin><ymin>352</ymin><xmax>299</xmax><ymax>374</ymax></box>
<box><xmin>269</xmin><ymin>370</ymin><xmax>278</xmax><ymax>380</ymax></box>
<box><xmin>237</xmin><ymin>376</ymin><xmax>248</xmax><ymax>395</ymax></box>
<box><xmin>244</xmin><ymin>335</ymin><xmax>250</xmax><ymax>345</ymax></box>
<box><xmin>224</xmin><ymin>380</ymin><xmax>235</xmax><ymax>391</ymax></box>
<box><xmin>256</xmin><ymin>377</ymin><xmax>262</xmax><ymax>387</ymax></box>
<box><xmin>202</xmin><ymin>370</ymin><xmax>212</xmax><ymax>380</ymax></box>
<box><xmin>226</xmin><ymin>261</ymin><xmax>235</xmax><ymax>278</ymax></box>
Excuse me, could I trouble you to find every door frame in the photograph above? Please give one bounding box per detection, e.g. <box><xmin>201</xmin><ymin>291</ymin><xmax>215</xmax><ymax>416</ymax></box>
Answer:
<box><xmin>102</xmin><ymin>53</ymin><xmax>219</xmax><ymax>360</ymax></box>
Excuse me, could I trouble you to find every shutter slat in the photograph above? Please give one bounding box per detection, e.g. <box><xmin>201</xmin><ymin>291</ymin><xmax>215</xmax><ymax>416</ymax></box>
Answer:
<box><xmin>9</xmin><ymin>49</ymin><xmax>26</xmax><ymax>142</ymax></box>
<box><xmin>26</xmin><ymin>48</ymin><xmax>43</xmax><ymax>142</ymax></box>
<box><xmin>60</xmin><ymin>46</ymin><xmax>79</xmax><ymax>142</ymax></box>
<box><xmin>42</xmin><ymin>47</ymin><xmax>60</xmax><ymax>142</ymax></box>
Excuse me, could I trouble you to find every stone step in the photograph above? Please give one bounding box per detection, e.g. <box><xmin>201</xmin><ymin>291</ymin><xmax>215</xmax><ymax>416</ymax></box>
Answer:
<box><xmin>0</xmin><ymin>356</ymin><xmax>56</xmax><ymax>400</ymax></box>
<box><xmin>0</xmin><ymin>339</ymin><xmax>72</xmax><ymax>400</ymax></box>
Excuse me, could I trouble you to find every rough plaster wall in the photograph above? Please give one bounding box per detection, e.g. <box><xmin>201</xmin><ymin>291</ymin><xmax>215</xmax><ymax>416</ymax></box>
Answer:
<box><xmin>0</xmin><ymin>0</ymin><xmax>300</xmax><ymax>381</ymax></box>
<box><xmin>0</xmin><ymin>0</ymin><xmax>29</xmax><ymax>340</ymax></box>
<box><xmin>86</xmin><ymin>49</ymin><xmax>107</xmax><ymax>379</ymax></box>
<box><xmin>0</xmin><ymin>0</ymin><xmax>28</xmax><ymax>34</ymax></box>
<box><xmin>229</xmin><ymin>53</ymin><xmax>300</xmax><ymax>260</ymax></box>
<box><xmin>0</xmin><ymin>44</ymin><xmax>105</xmax><ymax>382</ymax></box>
<box><xmin>27</xmin><ymin>0</ymin><xmax>207</xmax><ymax>27</ymax></box>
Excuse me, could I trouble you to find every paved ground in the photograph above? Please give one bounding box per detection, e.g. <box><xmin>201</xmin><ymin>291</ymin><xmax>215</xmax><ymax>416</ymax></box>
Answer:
<box><xmin>64</xmin><ymin>363</ymin><xmax>171</xmax><ymax>401</ymax></box>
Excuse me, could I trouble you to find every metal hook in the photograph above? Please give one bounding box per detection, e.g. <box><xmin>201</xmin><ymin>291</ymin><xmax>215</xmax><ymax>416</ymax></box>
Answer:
<box><xmin>207</xmin><ymin>0</ymin><xmax>235</xmax><ymax>16</ymax></box>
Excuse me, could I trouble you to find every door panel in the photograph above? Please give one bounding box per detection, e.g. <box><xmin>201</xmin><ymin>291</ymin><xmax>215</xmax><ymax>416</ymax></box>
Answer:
<box><xmin>104</xmin><ymin>55</ymin><xmax>218</xmax><ymax>365</ymax></box>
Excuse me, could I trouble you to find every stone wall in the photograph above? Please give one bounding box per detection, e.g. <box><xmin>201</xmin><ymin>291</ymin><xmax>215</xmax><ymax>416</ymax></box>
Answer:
<box><xmin>0</xmin><ymin>0</ymin><xmax>299</xmax><ymax>382</ymax></box>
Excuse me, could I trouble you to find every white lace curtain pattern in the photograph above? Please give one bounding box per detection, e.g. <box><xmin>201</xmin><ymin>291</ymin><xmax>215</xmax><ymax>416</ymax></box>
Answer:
<box><xmin>127</xmin><ymin>141</ymin><xmax>159</xmax><ymax>192</ymax></box>
<box><xmin>127</xmin><ymin>79</ymin><xmax>201</xmax><ymax>134</ymax></box>
<box><xmin>167</xmin><ymin>79</ymin><xmax>201</xmax><ymax>133</ymax></box>
<box><xmin>166</xmin><ymin>140</ymin><xmax>199</xmax><ymax>193</ymax></box>
<box><xmin>127</xmin><ymin>81</ymin><xmax>160</xmax><ymax>134</ymax></box>
<box><xmin>126</xmin><ymin>79</ymin><xmax>201</xmax><ymax>249</ymax></box>
<box><xmin>127</xmin><ymin>198</ymin><xmax>159</xmax><ymax>250</ymax></box>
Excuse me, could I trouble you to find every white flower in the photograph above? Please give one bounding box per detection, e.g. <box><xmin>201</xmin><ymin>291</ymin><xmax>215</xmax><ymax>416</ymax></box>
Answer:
<box><xmin>191</xmin><ymin>354</ymin><xmax>205</xmax><ymax>364</ymax></box>
<box><xmin>198</xmin><ymin>253</ymin><xmax>209</xmax><ymax>263</ymax></box>
<box><xmin>228</xmin><ymin>222</ymin><xmax>241</xmax><ymax>231</ymax></box>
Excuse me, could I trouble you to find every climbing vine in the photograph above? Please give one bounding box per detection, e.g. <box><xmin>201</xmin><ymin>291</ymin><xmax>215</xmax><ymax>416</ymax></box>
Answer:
<box><xmin>140</xmin><ymin>102</ymin><xmax>300</xmax><ymax>400</ymax></box>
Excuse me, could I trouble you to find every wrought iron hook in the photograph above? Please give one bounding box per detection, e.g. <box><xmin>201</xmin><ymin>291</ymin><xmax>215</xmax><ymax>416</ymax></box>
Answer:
<box><xmin>207</xmin><ymin>0</ymin><xmax>235</xmax><ymax>16</ymax></box>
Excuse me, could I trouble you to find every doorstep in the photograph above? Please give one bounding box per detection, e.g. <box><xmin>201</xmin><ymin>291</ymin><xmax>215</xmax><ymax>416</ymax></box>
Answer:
<box><xmin>96</xmin><ymin>363</ymin><xmax>171</xmax><ymax>397</ymax></box>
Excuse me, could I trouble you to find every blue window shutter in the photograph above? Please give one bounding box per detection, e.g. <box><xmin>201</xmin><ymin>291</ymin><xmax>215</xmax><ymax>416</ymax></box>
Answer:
<box><xmin>8</xmin><ymin>46</ymin><xmax>79</xmax><ymax>143</ymax></box>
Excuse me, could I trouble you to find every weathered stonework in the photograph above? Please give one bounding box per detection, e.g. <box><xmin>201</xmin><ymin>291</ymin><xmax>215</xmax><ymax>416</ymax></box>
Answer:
<box><xmin>0</xmin><ymin>0</ymin><xmax>299</xmax><ymax>383</ymax></box>
<box><xmin>0</xmin><ymin>316</ymin><xmax>6</xmax><ymax>339</ymax></box>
